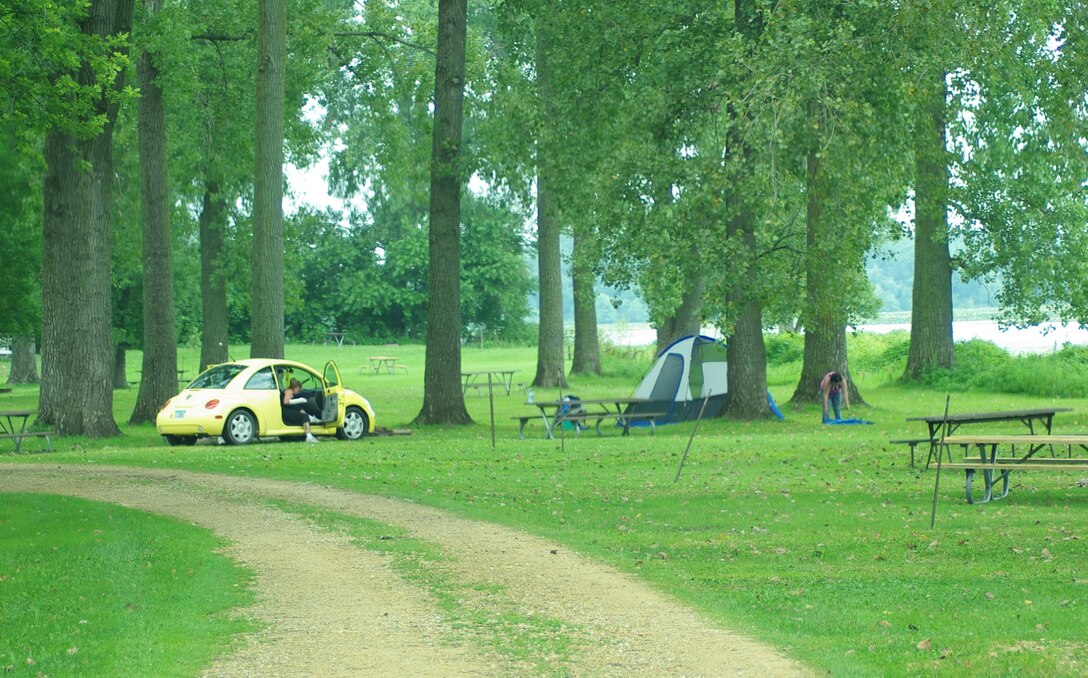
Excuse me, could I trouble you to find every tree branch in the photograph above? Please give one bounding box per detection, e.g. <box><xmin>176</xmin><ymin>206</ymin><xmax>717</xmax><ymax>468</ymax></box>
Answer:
<box><xmin>191</xmin><ymin>32</ymin><xmax>250</xmax><ymax>42</ymax></box>
<box><xmin>334</xmin><ymin>30</ymin><xmax>435</xmax><ymax>57</ymax></box>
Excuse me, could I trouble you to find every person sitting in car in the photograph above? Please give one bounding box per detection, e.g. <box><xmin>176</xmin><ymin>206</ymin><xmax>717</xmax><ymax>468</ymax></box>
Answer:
<box><xmin>282</xmin><ymin>378</ymin><xmax>321</xmax><ymax>443</ymax></box>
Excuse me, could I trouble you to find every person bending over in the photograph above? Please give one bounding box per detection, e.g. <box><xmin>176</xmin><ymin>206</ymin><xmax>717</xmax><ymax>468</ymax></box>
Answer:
<box><xmin>820</xmin><ymin>371</ymin><xmax>850</xmax><ymax>421</ymax></box>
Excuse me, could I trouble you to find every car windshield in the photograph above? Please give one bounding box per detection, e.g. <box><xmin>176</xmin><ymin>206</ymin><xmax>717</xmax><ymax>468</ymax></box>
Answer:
<box><xmin>188</xmin><ymin>364</ymin><xmax>247</xmax><ymax>390</ymax></box>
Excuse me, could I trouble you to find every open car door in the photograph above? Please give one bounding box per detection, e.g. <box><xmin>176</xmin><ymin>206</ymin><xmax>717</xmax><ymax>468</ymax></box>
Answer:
<box><xmin>322</xmin><ymin>361</ymin><xmax>344</xmax><ymax>422</ymax></box>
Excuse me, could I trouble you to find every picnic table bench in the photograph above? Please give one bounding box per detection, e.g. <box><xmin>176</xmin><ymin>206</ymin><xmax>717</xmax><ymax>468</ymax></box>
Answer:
<box><xmin>462</xmin><ymin>370</ymin><xmax>516</xmax><ymax>396</ymax></box>
<box><xmin>0</xmin><ymin>409</ymin><xmax>53</xmax><ymax>453</ymax></box>
<box><xmin>516</xmin><ymin>398</ymin><xmax>664</xmax><ymax>439</ymax></box>
<box><xmin>367</xmin><ymin>356</ymin><xmax>403</xmax><ymax>374</ymax></box>
<box><xmin>936</xmin><ymin>434</ymin><xmax>1088</xmax><ymax>504</ymax></box>
<box><xmin>901</xmin><ymin>407</ymin><xmax>1071</xmax><ymax>469</ymax></box>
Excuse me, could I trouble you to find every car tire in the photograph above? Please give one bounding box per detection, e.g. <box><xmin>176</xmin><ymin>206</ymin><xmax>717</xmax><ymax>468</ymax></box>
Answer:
<box><xmin>223</xmin><ymin>409</ymin><xmax>258</xmax><ymax>445</ymax></box>
<box><xmin>163</xmin><ymin>435</ymin><xmax>197</xmax><ymax>447</ymax></box>
<box><xmin>337</xmin><ymin>406</ymin><xmax>370</xmax><ymax>440</ymax></box>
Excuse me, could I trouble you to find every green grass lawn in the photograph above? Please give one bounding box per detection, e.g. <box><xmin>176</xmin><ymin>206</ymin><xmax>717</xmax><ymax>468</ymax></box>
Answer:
<box><xmin>0</xmin><ymin>494</ymin><xmax>253</xmax><ymax>676</ymax></box>
<box><xmin>3</xmin><ymin>341</ymin><xmax>1088</xmax><ymax>676</ymax></box>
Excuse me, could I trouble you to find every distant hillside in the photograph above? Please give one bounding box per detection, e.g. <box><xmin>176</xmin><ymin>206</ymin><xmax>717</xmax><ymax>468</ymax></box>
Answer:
<box><xmin>867</xmin><ymin>237</ymin><xmax>998</xmax><ymax>313</ymax></box>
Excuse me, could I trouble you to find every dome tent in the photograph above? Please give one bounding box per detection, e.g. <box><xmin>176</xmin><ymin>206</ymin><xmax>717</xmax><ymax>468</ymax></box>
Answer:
<box><xmin>624</xmin><ymin>335</ymin><xmax>729</xmax><ymax>425</ymax></box>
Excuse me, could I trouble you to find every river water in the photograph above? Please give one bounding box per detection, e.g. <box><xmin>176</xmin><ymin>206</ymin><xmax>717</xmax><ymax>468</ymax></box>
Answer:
<box><xmin>600</xmin><ymin>320</ymin><xmax>1088</xmax><ymax>355</ymax></box>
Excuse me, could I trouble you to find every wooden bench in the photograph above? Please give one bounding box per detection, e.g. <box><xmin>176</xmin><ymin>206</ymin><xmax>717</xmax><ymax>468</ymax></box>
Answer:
<box><xmin>0</xmin><ymin>430</ymin><xmax>53</xmax><ymax>453</ymax></box>
<box><xmin>889</xmin><ymin>438</ymin><xmax>942</xmax><ymax>468</ymax></box>
<box><xmin>512</xmin><ymin>412</ymin><xmax>666</xmax><ymax>438</ymax></box>
<box><xmin>937</xmin><ymin>458</ymin><xmax>1088</xmax><ymax>504</ymax></box>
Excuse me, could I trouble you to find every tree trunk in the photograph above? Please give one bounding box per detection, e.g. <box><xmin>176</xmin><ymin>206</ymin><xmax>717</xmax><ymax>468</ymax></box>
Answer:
<box><xmin>570</xmin><ymin>233</ymin><xmax>601</xmax><ymax>375</ymax></box>
<box><xmin>250</xmin><ymin>0</ymin><xmax>286</xmax><ymax>359</ymax></box>
<box><xmin>722</xmin><ymin>112</ymin><xmax>769</xmax><ymax>418</ymax></box>
<box><xmin>199</xmin><ymin>185</ymin><xmax>230</xmax><ymax>371</ymax></box>
<box><xmin>655</xmin><ymin>272</ymin><xmax>705</xmax><ymax>355</ymax></box>
<box><xmin>415</xmin><ymin>0</ymin><xmax>471</xmax><ymax>425</ymax></box>
<box><xmin>7</xmin><ymin>337</ymin><xmax>38</xmax><ymax>384</ymax></box>
<box><xmin>131</xmin><ymin>0</ymin><xmax>179</xmax><ymax>423</ymax></box>
<box><xmin>791</xmin><ymin>143</ymin><xmax>865</xmax><ymax>407</ymax></box>
<box><xmin>39</xmin><ymin>0</ymin><xmax>133</xmax><ymax>437</ymax></box>
<box><xmin>906</xmin><ymin>72</ymin><xmax>954</xmax><ymax>379</ymax></box>
<box><xmin>725</xmin><ymin>299</ymin><xmax>770</xmax><ymax>417</ymax></box>
<box><xmin>532</xmin><ymin>35</ymin><xmax>567</xmax><ymax>390</ymax></box>
<box><xmin>113</xmin><ymin>344</ymin><xmax>128</xmax><ymax>390</ymax></box>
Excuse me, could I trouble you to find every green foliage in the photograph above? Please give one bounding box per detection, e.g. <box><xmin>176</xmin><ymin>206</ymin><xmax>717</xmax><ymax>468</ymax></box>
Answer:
<box><xmin>282</xmin><ymin>195</ymin><xmax>532</xmax><ymax>344</ymax></box>
<box><xmin>0</xmin><ymin>493</ymin><xmax>253</xmax><ymax>676</ymax></box>
<box><xmin>0</xmin><ymin>0</ymin><xmax>135</xmax><ymax>141</ymax></box>
<box><xmin>765</xmin><ymin>333</ymin><xmax>804</xmax><ymax>367</ymax></box>
<box><xmin>0</xmin><ymin>124</ymin><xmax>42</xmax><ymax>339</ymax></box>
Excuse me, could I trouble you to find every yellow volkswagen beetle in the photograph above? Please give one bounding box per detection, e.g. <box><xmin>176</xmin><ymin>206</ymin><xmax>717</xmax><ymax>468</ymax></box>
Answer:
<box><xmin>156</xmin><ymin>358</ymin><xmax>376</xmax><ymax>446</ymax></box>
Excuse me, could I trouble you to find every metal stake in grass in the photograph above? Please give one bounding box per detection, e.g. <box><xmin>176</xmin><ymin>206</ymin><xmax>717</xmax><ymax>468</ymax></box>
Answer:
<box><xmin>487</xmin><ymin>373</ymin><xmax>496</xmax><ymax>450</ymax></box>
<box><xmin>929</xmin><ymin>394</ymin><xmax>952</xmax><ymax>528</ymax></box>
<box><xmin>674</xmin><ymin>395</ymin><xmax>711</xmax><ymax>483</ymax></box>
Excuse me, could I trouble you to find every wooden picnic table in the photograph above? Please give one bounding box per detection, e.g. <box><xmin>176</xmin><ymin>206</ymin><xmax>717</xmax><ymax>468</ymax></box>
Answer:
<box><xmin>324</xmin><ymin>332</ymin><xmax>349</xmax><ymax>347</ymax></box>
<box><xmin>368</xmin><ymin>356</ymin><xmax>400</xmax><ymax>374</ymax></box>
<box><xmin>904</xmin><ymin>407</ymin><xmax>1071</xmax><ymax>468</ymax></box>
<box><xmin>516</xmin><ymin>398</ymin><xmax>663</xmax><ymax>440</ymax></box>
<box><xmin>937</xmin><ymin>434</ymin><xmax>1088</xmax><ymax>504</ymax></box>
<box><xmin>462</xmin><ymin>370</ymin><xmax>516</xmax><ymax>396</ymax></box>
<box><xmin>0</xmin><ymin>409</ymin><xmax>52</xmax><ymax>453</ymax></box>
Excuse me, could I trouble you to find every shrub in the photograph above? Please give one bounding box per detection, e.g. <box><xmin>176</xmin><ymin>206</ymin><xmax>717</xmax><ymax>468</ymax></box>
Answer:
<box><xmin>765</xmin><ymin>333</ymin><xmax>803</xmax><ymax>366</ymax></box>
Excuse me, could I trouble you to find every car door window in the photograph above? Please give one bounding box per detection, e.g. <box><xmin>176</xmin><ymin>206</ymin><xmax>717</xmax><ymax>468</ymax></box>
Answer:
<box><xmin>244</xmin><ymin>367</ymin><xmax>277</xmax><ymax>390</ymax></box>
<box><xmin>190</xmin><ymin>364</ymin><xmax>245</xmax><ymax>389</ymax></box>
<box><xmin>275</xmin><ymin>365</ymin><xmax>322</xmax><ymax>392</ymax></box>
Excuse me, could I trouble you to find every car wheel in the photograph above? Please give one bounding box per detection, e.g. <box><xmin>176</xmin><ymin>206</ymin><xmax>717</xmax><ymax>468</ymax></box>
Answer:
<box><xmin>163</xmin><ymin>435</ymin><xmax>197</xmax><ymax>447</ymax></box>
<box><xmin>337</xmin><ymin>406</ymin><xmax>370</xmax><ymax>440</ymax></box>
<box><xmin>223</xmin><ymin>409</ymin><xmax>258</xmax><ymax>445</ymax></box>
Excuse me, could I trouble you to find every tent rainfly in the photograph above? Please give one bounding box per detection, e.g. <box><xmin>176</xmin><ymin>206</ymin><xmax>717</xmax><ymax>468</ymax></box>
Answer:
<box><xmin>624</xmin><ymin>335</ymin><xmax>728</xmax><ymax>425</ymax></box>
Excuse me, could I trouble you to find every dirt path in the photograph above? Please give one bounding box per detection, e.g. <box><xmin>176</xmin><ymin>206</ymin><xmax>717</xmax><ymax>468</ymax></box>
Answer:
<box><xmin>2</xmin><ymin>464</ymin><xmax>810</xmax><ymax>677</ymax></box>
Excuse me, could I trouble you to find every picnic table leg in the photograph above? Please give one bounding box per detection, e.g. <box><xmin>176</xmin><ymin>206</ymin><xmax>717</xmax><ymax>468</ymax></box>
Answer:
<box><xmin>541</xmin><ymin>411</ymin><xmax>555</xmax><ymax>439</ymax></box>
<box><xmin>6</xmin><ymin>414</ymin><xmax>28</xmax><ymax>453</ymax></box>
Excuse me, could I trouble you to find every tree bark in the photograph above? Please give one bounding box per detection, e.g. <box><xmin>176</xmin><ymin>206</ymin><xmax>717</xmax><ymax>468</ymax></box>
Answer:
<box><xmin>7</xmin><ymin>337</ymin><xmax>38</xmax><ymax>384</ymax></box>
<box><xmin>532</xmin><ymin>34</ymin><xmax>567</xmax><ymax>390</ymax></box>
<box><xmin>722</xmin><ymin>117</ymin><xmax>769</xmax><ymax>417</ymax></box>
<box><xmin>250</xmin><ymin>0</ymin><xmax>286</xmax><ymax>359</ymax></box>
<box><xmin>791</xmin><ymin>142</ymin><xmax>864</xmax><ymax>407</ymax></box>
<box><xmin>113</xmin><ymin>344</ymin><xmax>128</xmax><ymax>390</ymax></box>
<box><xmin>655</xmin><ymin>272</ymin><xmax>705</xmax><ymax>355</ymax></box>
<box><xmin>39</xmin><ymin>0</ymin><xmax>133</xmax><ymax>437</ymax></box>
<box><xmin>415</xmin><ymin>0</ymin><xmax>471</xmax><ymax>425</ymax></box>
<box><xmin>570</xmin><ymin>232</ymin><xmax>601</xmax><ymax>375</ymax></box>
<box><xmin>905</xmin><ymin>72</ymin><xmax>955</xmax><ymax>379</ymax></box>
<box><xmin>199</xmin><ymin>184</ymin><xmax>230</xmax><ymax>371</ymax></box>
<box><xmin>131</xmin><ymin>0</ymin><xmax>179</xmax><ymax>423</ymax></box>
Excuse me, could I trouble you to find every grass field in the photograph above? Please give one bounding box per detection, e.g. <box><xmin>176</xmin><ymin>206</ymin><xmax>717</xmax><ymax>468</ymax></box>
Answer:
<box><xmin>3</xmin><ymin>339</ymin><xmax>1088</xmax><ymax>676</ymax></box>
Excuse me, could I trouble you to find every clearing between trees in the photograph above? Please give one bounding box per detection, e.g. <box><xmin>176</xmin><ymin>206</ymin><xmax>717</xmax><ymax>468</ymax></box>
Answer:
<box><xmin>2</xmin><ymin>464</ymin><xmax>811</xmax><ymax>677</ymax></box>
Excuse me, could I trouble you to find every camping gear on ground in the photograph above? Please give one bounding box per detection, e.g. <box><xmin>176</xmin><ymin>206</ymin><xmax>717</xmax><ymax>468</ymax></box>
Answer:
<box><xmin>558</xmin><ymin>394</ymin><xmax>587</xmax><ymax>430</ymax></box>
<box><xmin>624</xmin><ymin>335</ymin><xmax>729</xmax><ymax>425</ymax></box>
<box><xmin>623</xmin><ymin>334</ymin><xmax>785</xmax><ymax>426</ymax></box>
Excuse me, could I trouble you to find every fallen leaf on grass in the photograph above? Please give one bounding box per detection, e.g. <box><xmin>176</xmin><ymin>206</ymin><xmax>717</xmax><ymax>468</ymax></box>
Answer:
<box><xmin>917</xmin><ymin>639</ymin><xmax>932</xmax><ymax>651</ymax></box>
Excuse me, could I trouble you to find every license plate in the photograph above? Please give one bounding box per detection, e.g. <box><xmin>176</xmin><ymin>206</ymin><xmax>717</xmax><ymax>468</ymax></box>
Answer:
<box><xmin>174</xmin><ymin>410</ymin><xmax>185</xmax><ymax>419</ymax></box>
